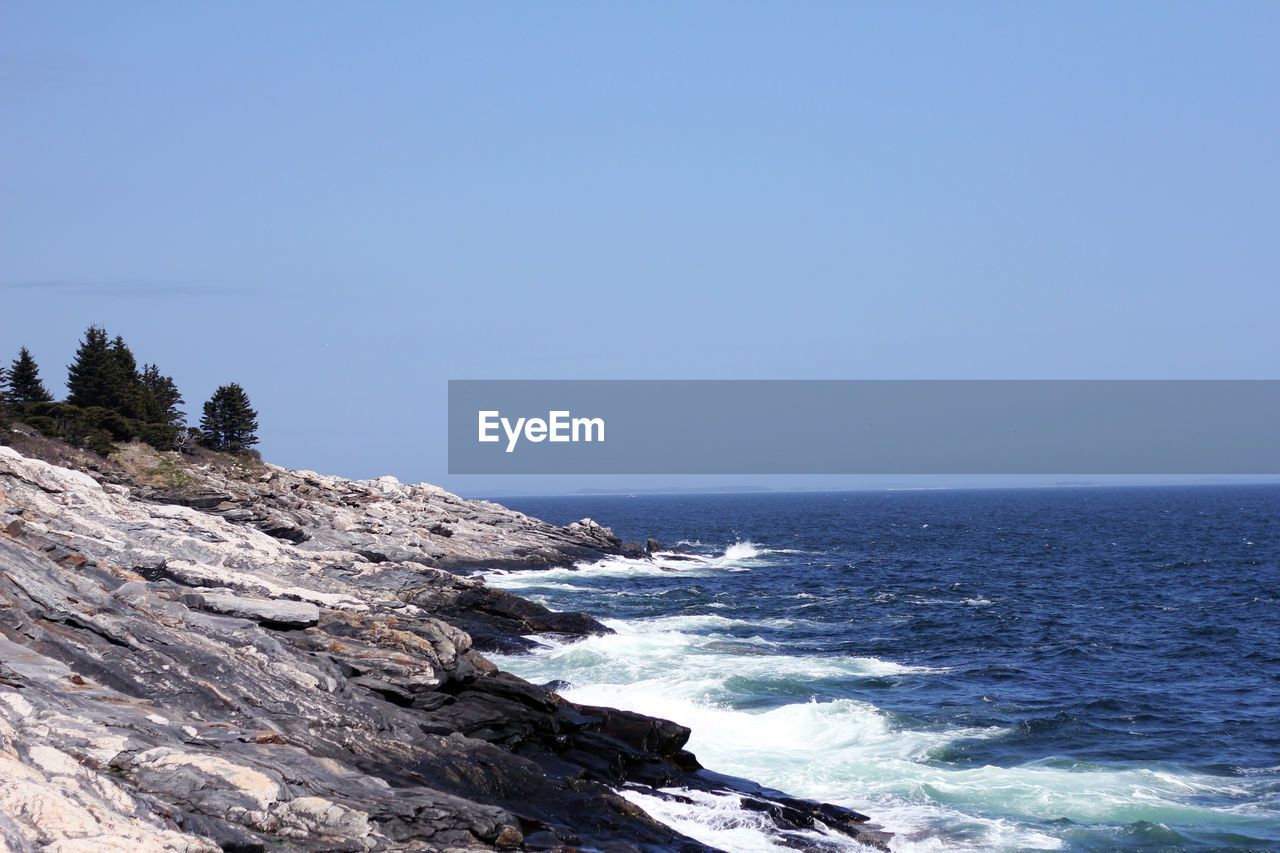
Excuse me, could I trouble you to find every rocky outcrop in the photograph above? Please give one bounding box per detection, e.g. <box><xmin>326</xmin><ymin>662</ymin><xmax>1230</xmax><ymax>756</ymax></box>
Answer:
<box><xmin>0</xmin><ymin>444</ymin><xmax>889</xmax><ymax>852</ymax></box>
<box><xmin>88</xmin><ymin>443</ymin><xmax>637</xmax><ymax>570</ymax></box>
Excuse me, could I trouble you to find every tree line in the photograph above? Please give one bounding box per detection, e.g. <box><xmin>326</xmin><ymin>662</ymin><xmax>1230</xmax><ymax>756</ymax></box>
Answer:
<box><xmin>0</xmin><ymin>326</ymin><xmax>259</xmax><ymax>457</ymax></box>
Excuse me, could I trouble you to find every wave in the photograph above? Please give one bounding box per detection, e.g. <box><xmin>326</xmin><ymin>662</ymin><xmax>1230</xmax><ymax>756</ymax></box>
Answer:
<box><xmin>491</xmin><ymin>618</ymin><xmax>940</xmax><ymax>689</ymax></box>
<box><xmin>635</xmin><ymin>613</ymin><xmax>821</xmax><ymax>633</ymax></box>
<box><xmin>621</xmin><ymin>785</ymin><xmax>1069</xmax><ymax>853</ymax></box>
<box><xmin>649</xmin><ymin>539</ymin><xmax>769</xmax><ymax>570</ymax></box>
<box><xmin>722</xmin><ymin>540</ymin><xmax>761</xmax><ymax>561</ymax></box>
<box><xmin>619</xmin><ymin>787</ymin><xmax>876</xmax><ymax>852</ymax></box>
<box><xmin>491</xmin><ymin>618</ymin><xmax>1280</xmax><ymax>852</ymax></box>
<box><xmin>484</xmin><ymin>555</ymin><xmax>695</xmax><ymax>589</ymax></box>
<box><xmin>486</xmin><ymin>540</ymin><xmax>779</xmax><ymax>590</ymax></box>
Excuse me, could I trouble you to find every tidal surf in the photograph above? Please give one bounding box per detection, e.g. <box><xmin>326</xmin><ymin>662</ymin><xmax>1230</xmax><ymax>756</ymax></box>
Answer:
<box><xmin>484</xmin><ymin>486</ymin><xmax>1280</xmax><ymax>852</ymax></box>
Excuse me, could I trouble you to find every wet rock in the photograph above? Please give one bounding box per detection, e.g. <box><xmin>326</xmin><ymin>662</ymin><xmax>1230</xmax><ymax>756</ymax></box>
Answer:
<box><xmin>620</xmin><ymin>541</ymin><xmax>647</xmax><ymax>557</ymax></box>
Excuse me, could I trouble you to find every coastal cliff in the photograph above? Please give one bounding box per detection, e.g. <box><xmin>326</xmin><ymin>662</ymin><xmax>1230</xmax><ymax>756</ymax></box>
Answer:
<box><xmin>0</xmin><ymin>440</ymin><xmax>888</xmax><ymax>852</ymax></box>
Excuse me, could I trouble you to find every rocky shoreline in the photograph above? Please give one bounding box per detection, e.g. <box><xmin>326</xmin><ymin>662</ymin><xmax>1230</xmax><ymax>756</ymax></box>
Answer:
<box><xmin>0</xmin><ymin>440</ymin><xmax>889</xmax><ymax>852</ymax></box>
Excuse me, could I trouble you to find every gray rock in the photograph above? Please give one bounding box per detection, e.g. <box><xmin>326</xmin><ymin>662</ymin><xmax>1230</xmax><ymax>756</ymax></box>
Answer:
<box><xmin>200</xmin><ymin>593</ymin><xmax>321</xmax><ymax>629</ymax></box>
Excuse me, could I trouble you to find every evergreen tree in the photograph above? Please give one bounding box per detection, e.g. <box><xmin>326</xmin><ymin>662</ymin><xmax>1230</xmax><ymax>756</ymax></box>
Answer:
<box><xmin>7</xmin><ymin>347</ymin><xmax>54</xmax><ymax>404</ymax></box>
<box><xmin>0</xmin><ymin>363</ymin><xmax>8</xmax><ymax>406</ymax></box>
<box><xmin>140</xmin><ymin>364</ymin><xmax>185</xmax><ymax>426</ymax></box>
<box><xmin>107</xmin><ymin>335</ymin><xmax>146</xmax><ymax>420</ymax></box>
<box><xmin>65</xmin><ymin>325</ymin><xmax>114</xmax><ymax>409</ymax></box>
<box><xmin>200</xmin><ymin>383</ymin><xmax>259</xmax><ymax>452</ymax></box>
<box><xmin>65</xmin><ymin>326</ymin><xmax>151</xmax><ymax>419</ymax></box>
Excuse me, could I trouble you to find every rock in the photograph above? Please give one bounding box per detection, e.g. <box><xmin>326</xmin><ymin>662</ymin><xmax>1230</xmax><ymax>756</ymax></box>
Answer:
<box><xmin>646</xmin><ymin>538</ymin><xmax>663</xmax><ymax>553</ymax></box>
<box><xmin>199</xmin><ymin>594</ymin><xmax>321</xmax><ymax>629</ymax></box>
<box><xmin>154</xmin><ymin>490</ymin><xmax>233</xmax><ymax>509</ymax></box>
<box><xmin>407</xmin><ymin>578</ymin><xmax>614</xmax><ymax>653</ymax></box>
<box><xmin>0</xmin><ymin>443</ymin><xmax>889</xmax><ymax>852</ymax></box>
<box><xmin>620</xmin><ymin>541</ymin><xmax>646</xmax><ymax>558</ymax></box>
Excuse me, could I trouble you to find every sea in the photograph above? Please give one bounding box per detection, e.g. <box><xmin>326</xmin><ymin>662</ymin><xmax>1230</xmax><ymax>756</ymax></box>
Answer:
<box><xmin>480</xmin><ymin>485</ymin><xmax>1280</xmax><ymax>853</ymax></box>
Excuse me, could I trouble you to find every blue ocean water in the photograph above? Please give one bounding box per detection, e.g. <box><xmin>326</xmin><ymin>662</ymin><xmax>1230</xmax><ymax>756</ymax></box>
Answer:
<box><xmin>484</xmin><ymin>486</ymin><xmax>1280</xmax><ymax>853</ymax></box>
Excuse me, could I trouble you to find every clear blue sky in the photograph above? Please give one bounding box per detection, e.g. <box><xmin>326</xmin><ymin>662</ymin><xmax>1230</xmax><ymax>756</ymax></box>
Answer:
<box><xmin>3</xmin><ymin>3</ymin><xmax>1277</xmax><ymax>495</ymax></box>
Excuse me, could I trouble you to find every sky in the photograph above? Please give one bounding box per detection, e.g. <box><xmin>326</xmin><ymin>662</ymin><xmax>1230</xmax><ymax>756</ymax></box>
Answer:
<box><xmin>3</xmin><ymin>3</ymin><xmax>1278</xmax><ymax>496</ymax></box>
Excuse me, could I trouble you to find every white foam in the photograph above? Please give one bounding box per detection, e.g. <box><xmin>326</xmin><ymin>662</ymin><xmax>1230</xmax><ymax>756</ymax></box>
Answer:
<box><xmin>492</xmin><ymin>620</ymin><xmax>938</xmax><ymax>702</ymax></box>
<box><xmin>486</xmin><ymin>555</ymin><xmax>690</xmax><ymax>589</ymax></box>
<box><xmin>634</xmin><ymin>613</ymin><xmax>816</xmax><ymax>634</ymax></box>
<box><xmin>722</xmin><ymin>540</ymin><xmax>761</xmax><ymax>561</ymax></box>
<box><xmin>620</xmin><ymin>787</ymin><xmax>872</xmax><ymax>852</ymax></box>
<box><xmin>492</xmin><ymin>614</ymin><xmax>1276</xmax><ymax>851</ymax></box>
<box><xmin>485</xmin><ymin>543</ymin><xmax>775</xmax><ymax>589</ymax></box>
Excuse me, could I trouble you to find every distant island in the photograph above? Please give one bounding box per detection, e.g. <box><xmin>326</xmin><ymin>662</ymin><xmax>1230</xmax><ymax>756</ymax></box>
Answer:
<box><xmin>573</xmin><ymin>485</ymin><xmax>774</xmax><ymax>495</ymax></box>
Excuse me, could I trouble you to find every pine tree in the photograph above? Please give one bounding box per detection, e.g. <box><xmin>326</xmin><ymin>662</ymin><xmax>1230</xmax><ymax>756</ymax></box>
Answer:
<box><xmin>7</xmin><ymin>347</ymin><xmax>54</xmax><ymax>404</ymax></box>
<box><xmin>65</xmin><ymin>326</ymin><xmax>151</xmax><ymax>419</ymax></box>
<box><xmin>140</xmin><ymin>364</ymin><xmax>185</xmax><ymax>426</ymax></box>
<box><xmin>200</xmin><ymin>383</ymin><xmax>260</xmax><ymax>452</ymax></box>
<box><xmin>65</xmin><ymin>325</ymin><xmax>114</xmax><ymax>409</ymax></box>
<box><xmin>107</xmin><ymin>335</ymin><xmax>146</xmax><ymax>420</ymax></box>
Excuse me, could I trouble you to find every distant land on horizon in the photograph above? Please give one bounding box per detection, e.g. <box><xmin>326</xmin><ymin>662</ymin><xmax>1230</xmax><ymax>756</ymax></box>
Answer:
<box><xmin>574</xmin><ymin>485</ymin><xmax>772</xmax><ymax>495</ymax></box>
<box><xmin>470</xmin><ymin>478</ymin><xmax>1280</xmax><ymax>500</ymax></box>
